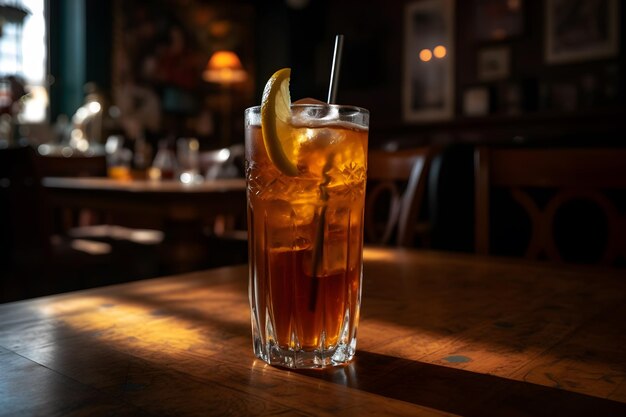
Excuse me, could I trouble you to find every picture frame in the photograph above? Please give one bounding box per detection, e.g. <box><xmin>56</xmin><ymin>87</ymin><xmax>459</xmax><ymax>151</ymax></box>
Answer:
<box><xmin>403</xmin><ymin>0</ymin><xmax>455</xmax><ymax>123</ymax></box>
<box><xmin>463</xmin><ymin>86</ymin><xmax>490</xmax><ymax>117</ymax></box>
<box><xmin>477</xmin><ymin>46</ymin><xmax>510</xmax><ymax>82</ymax></box>
<box><xmin>545</xmin><ymin>0</ymin><xmax>619</xmax><ymax>64</ymax></box>
<box><xmin>474</xmin><ymin>0</ymin><xmax>524</xmax><ymax>42</ymax></box>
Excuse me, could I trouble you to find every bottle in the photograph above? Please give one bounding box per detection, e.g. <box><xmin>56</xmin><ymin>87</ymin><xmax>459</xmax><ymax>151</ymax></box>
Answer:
<box><xmin>150</xmin><ymin>140</ymin><xmax>177</xmax><ymax>181</ymax></box>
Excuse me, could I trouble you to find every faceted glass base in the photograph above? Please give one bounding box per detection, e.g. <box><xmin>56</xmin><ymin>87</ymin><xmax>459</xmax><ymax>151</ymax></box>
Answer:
<box><xmin>252</xmin><ymin>336</ymin><xmax>356</xmax><ymax>369</ymax></box>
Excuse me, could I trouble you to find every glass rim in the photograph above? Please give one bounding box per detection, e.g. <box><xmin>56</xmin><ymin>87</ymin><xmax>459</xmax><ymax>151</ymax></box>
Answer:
<box><xmin>245</xmin><ymin>103</ymin><xmax>369</xmax><ymax>115</ymax></box>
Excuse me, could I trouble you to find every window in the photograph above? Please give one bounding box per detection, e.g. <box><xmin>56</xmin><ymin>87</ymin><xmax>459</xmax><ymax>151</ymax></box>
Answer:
<box><xmin>0</xmin><ymin>0</ymin><xmax>47</xmax><ymax>122</ymax></box>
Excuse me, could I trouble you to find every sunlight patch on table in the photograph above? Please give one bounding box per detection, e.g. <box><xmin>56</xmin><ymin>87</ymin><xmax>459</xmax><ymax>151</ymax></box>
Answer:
<box><xmin>38</xmin><ymin>295</ymin><xmax>205</xmax><ymax>353</ymax></box>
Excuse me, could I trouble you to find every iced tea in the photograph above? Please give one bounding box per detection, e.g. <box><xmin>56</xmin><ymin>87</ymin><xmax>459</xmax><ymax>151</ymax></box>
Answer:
<box><xmin>246</xmin><ymin>104</ymin><xmax>368</xmax><ymax>368</ymax></box>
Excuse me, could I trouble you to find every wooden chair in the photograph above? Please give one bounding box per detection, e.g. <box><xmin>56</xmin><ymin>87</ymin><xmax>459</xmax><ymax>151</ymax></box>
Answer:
<box><xmin>366</xmin><ymin>148</ymin><xmax>432</xmax><ymax>247</ymax></box>
<box><xmin>475</xmin><ymin>146</ymin><xmax>626</xmax><ymax>264</ymax></box>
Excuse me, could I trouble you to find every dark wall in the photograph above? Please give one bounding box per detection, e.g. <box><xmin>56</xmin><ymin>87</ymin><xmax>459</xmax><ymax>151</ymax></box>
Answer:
<box><xmin>50</xmin><ymin>0</ymin><xmax>625</xmax><ymax>146</ymax></box>
<box><xmin>318</xmin><ymin>0</ymin><xmax>625</xmax><ymax>147</ymax></box>
<box><xmin>451</xmin><ymin>0</ymin><xmax>625</xmax><ymax>145</ymax></box>
<box><xmin>85</xmin><ymin>1</ymin><xmax>113</xmax><ymax>93</ymax></box>
<box><xmin>253</xmin><ymin>0</ymin><xmax>330</xmax><ymax>101</ymax></box>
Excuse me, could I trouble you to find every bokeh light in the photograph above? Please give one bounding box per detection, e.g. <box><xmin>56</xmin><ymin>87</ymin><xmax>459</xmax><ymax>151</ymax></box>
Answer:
<box><xmin>434</xmin><ymin>45</ymin><xmax>447</xmax><ymax>59</ymax></box>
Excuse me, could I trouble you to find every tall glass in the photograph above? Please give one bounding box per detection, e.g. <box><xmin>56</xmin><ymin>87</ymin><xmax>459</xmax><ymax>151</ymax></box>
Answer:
<box><xmin>245</xmin><ymin>104</ymin><xmax>369</xmax><ymax>368</ymax></box>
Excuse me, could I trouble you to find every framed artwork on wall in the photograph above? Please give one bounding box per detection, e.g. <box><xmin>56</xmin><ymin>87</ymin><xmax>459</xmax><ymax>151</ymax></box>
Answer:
<box><xmin>111</xmin><ymin>0</ymin><xmax>255</xmax><ymax>141</ymax></box>
<box><xmin>463</xmin><ymin>86</ymin><xmax>490</xmax><ymax>117</ymax></box>
<box><xmin>477</xmin><ymin>46</ymin><xmax>510</xmax><ymax>81</ymax></box>
<box><xmin>545</xmin><ymin>0</ymin><xmax>619</xmax><ymax>64</ymax></box>
<box><xmin>403</xmin><ymin>0</ymin><xmax>455</xmax><ymax>123</ymax></box>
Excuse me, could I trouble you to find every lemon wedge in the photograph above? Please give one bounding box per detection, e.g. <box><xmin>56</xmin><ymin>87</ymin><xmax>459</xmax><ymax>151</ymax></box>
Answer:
<box><xmin>261</xmin><ymin>68</ymin><xmax>299</xmax><ymax>176</ymax></box>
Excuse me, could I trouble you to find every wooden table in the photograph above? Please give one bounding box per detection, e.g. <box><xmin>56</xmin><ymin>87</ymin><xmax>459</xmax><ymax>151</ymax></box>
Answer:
<box><xmin>42</xmin><ymin>177</ymin><xmax>247</xmax><ymax>217</ymax></box>
<box><xmin>42</xmin><ymin>177</ymin><xmax>247</xmax><ymax>272</ymax></box>
<box><xmin>1</xmin><ymin>249</ymin><xmax>625</xmax><ymax>416</ymax></box>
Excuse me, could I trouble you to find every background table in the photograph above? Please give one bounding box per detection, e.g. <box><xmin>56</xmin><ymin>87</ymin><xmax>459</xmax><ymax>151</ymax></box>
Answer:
<box><xmin>1</xmin><ymin>249</ymin><xmax>625</xmax><ymax>416</ymax></box>
<box><xmin>43</xmin><ymin>177</ymin><xmax>247</xmax><ymax>272</ymax></box>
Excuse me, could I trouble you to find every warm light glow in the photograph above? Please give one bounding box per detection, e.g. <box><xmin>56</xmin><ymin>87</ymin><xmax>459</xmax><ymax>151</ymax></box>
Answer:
<box><xmin>70</xmin><ymin>128</ymin><xmax>83</xmax><ymax>140</ymax></box>
<box><xmin>37</xmin><ymin>280</ymin><xmax>251</xmax><ymax>355</ymax></box>
<box><xmin>148</xmin><ymin>166</ymin><xmax>162</xmax><ymax>181</ymax></box>
<box><xmin>87</xmin><ymin>101</ymin><xmax>102</xmax><ymax>114</ymax></box>
<box><xmin>70</xmin><ymin>239</ymin><xmax>112</xmax><ymax>255</ymax></box>
<box><xmin>419</xmin><ymin>49</ymin><xmax>433</xmax><ymax>62</ymax></box>
<box><xmin>433</xmin><ymin>45</ymin><xmax>447</xmax><ymax>59</ymax></box>
<box><xmin>363</xmin><ymin>247</ymin><xmax>397</xmax><ymax>261</ymax></box>
<box><xmin>39</xmin><ymin>295</ymin><xmax>203</xmax><ymax>351</ymax></box>
<box><xmin>208</xmin><ymin>21</ymin><xmax>231</xmax><ymax>38</ymax></box>
<box><xmin>75</xmin><ymin>139</ymin><xmax>89</xmax><ymax>152</ymax></box>
<box><xmin>203</xmin><ymin>50</ymin><xmax>247</xmax><ymax>84</ymax></box>
<box><xmin>507</xmin><ymin>0</ymin><xmax>521</xmax><ymax>11</ymax></box>
<box><xmin>69</xmin><ymin>225</ymin><xmax>164</xmax><ymax>245</ymax></box>
<box><xmin>209</xmin><ymin>51</ymin><xmax>241</xmax><ymax>69</ymax></box>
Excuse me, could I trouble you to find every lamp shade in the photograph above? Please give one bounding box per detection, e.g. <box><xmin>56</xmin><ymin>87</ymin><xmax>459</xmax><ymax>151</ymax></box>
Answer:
<box><xmin>203</xmin><ymin>51</ymin><xmax>247</xmax><ymax>84</ymax></box>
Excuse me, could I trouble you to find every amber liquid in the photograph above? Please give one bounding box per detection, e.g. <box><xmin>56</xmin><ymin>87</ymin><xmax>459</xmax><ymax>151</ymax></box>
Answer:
<box><xmin>107</xmin><ymin>165</ymin><xmax>132</xmax><ymax>181</ymax></box>
<box><xmin>247</xmin><ymin>120</ymin><xmax>367</xmax><ymax>353</ymax></box>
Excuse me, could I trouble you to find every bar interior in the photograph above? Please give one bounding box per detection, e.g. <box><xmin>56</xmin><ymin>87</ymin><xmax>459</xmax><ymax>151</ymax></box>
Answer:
<box><xmin>1</xmin><ymin>0</ymin><xmax>625</xmax><ymax>415</ymax></box>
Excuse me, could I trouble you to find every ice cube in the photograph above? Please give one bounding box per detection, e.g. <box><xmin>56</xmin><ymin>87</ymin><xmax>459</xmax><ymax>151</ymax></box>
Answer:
<box><xmin>265</xmin><ymin>199</ymin><xmax>295</xmax><ymax>228</ymax></box>
<box><xmin>301</xmin><ymin>127</ymin><xmax>345</xmax><ymax>149</ymax></box>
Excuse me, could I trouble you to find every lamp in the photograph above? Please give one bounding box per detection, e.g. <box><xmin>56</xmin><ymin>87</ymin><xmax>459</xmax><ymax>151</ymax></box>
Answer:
<box><xmin>203</xmin><ymin>51</ymin><xmax>247</xmax><ymax>147</ymax></box>
<box><xmin>203</xmin><ymin>51</ymin><xmax>247</xmax><ymax>84</ymax></box>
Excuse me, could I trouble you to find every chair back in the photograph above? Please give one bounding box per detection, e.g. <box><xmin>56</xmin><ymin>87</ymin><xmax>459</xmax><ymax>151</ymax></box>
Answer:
<box><xmin>475</xmin><ymin>146</ymin><xmax>626</xmax><ymax>264</ymax></box>
<box><xmin>366</xmin><ymin>148</ymin><xmax>431</xmax><ymax>246</ymax></box>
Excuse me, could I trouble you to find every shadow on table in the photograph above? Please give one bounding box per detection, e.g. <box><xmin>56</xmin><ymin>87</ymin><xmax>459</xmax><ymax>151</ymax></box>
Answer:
<box><xmin>295</xmin><ymin>350</ymin><xmax>626</xmax><ymax>417</ymax></box>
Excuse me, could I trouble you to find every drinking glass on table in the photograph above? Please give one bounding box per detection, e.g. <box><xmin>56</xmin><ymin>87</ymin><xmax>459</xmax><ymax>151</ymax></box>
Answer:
<box><xmin>149</xmin><ymin>140</ymin><xmax>177</xmax><ymax>180</ymax></box>
<box><xmin>177</xmin><ymin>137</ymin><xmax>202</xmax><ymax>183</ymax></box>
<box><xmin>105</xmin><ymin>135</ymin><xmax>132</xmax><ymax>180</ymax></box>
<box><xmin>245</xmin><ymin>68</ymin><xmax>369</xmax><ymax>369</ymax></box>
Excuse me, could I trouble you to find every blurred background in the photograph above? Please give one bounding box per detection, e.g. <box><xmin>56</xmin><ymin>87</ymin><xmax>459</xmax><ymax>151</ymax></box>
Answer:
<box><xmin>1</xmin><ymin>0</ymin><xmax>625</xmax><ymax>302</ymax></box>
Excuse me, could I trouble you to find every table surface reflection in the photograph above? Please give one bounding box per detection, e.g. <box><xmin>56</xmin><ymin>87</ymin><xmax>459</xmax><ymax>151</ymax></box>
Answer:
<box><xmin>42</xmin><ymin>176</ymin><xmax>247</xmax><ymax>194</ymax></box>
<box><xmin>1</xmin><ymin>249</ymin><xmax>625</xmax><ymax>416</ymax></box>
<box><xmin>41</xmin><ymin>176</ymin><xmax>247</xmax><ymax>218</ymax></box>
